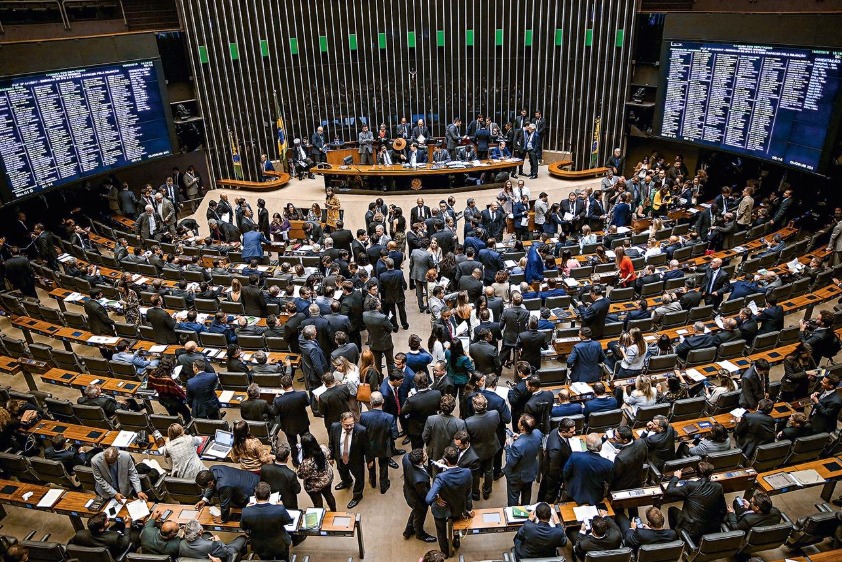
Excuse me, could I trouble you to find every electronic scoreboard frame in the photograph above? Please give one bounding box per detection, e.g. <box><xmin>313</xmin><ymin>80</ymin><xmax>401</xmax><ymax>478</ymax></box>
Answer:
<box><xmin>654</xmin><ymin>39</ymin><xmax>842</xmax><ymax>175</ymax></box>
<box><xmin>0</xmin><ymin>57</ymin><xmax>175</xmax><ymax>205</ymax></box>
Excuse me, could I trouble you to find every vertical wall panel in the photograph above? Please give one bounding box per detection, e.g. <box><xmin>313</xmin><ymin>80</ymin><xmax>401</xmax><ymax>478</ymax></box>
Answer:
<box><xmin>175</xmin><ymin>0</ymin><xmax>635</xmax><ymax>180</ymax></box>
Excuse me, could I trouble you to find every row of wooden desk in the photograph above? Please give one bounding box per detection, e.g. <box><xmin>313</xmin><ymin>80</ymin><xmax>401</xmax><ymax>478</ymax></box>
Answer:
<box><xmin>0</xmin><ymin>478</ymin><xmax>366</xmax><ymax>557</ymax></box>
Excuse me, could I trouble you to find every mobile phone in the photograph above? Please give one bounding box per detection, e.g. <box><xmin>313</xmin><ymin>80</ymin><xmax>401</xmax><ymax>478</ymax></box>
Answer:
<box><xmin>735</xmin><ymin>496</ymin><xmax>743</xmax><ymax>504</ymax></box>
<box><xmin>596</xmin><ymin>503</ymin><xmax>608</xmax><ymax>512</ymax></box>
<box><xmin>159</xmin><ymin>509</ymin><xmax>173</xmax><ymax>521</ymax></box>
<box><xmin>505</xmin><ymin>428</ymin><xmax>515</xmax><ymax>437</ymax></box>
<box><xmin>633</xmin><ymin>517</ymin><xmax>642</xmax><ymax>526</ymax></box>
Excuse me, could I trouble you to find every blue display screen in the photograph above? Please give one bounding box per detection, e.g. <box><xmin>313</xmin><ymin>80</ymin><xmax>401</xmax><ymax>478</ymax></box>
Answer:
<box><xmin>657</xmin><ymin>41</ymin><xmax>842</xmax><ymax>173</ymax></box>
<box><xmin>0</xmin><ymin>59</ymin><xmax>172</xmax><ymax>202</ymax></box>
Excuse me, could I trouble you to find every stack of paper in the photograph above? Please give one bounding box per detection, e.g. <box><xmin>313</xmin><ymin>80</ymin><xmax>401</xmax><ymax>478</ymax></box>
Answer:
<box><xmin>730</xmin><ymin>408</ymin><xmax>747</xmax><ymax>418</ymax></box>
<box><xmin>717</xmin><ymin>360</ymin><xmax>740</xmax><ymax>373</ymax></box>
<box><xmin>303</xmin><ymin>507</ymin><xmax>325</xmax><ymax>529</ymax></box>
<box><xmin>219</xmin><ymin>391</ymin><xmax>236</xmax><ymax>403</ymax></box>
<box><xmin>112</xmin><ymin>430</ymin><xmax>138</xmax><ymax>448</ymax></box>
<box><xmin>570</xmin><ymin>382</ymin><xmax>594</xmax><ymax>395</ymax></box>
<box><xmin>787</xmin><ymin>258</ymin><xmax>804</xmax><ymax>273</ymax></box>
<box><xmin>37</xmin><ymin>489</ymin><xmax>64</xmax><ymax>508</ymax></box>
<box><xmin>684</xmin><ymin>368</ymin><xmax>706</xmax><ymax>382</ymax></box>
<box><xmin>790</xmin><ymin>469</ymin><xmax>824</xmax><ymax>486</ymax></box>
<box><xmin>600</xmin><ymin>441</ymin><xmax>618</xmax><ymax>462</ymax></box>
<box><xmin>747</xmin><ymin>301</ymin><xmax>760</xmax><ymax>315</ymax></box>
<box><xmin>285</xmin><ymin>510</ymin><xmax>302</xmax><ymax>532</ymax></box>
<box><xmin>126</xmin><ymin>499</ymin><xmax>150</xmax><ymax>520</ymax></box>
<box><xmin>573</xmin><ymin>505</ymin><xmax>598</xmax><ymax>522</ymax></box>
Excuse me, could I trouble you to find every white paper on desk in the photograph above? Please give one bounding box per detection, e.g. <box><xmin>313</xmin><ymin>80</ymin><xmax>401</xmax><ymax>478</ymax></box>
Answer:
<box><xmin>149</xmin><ymin>345</ymin><xmax>168</xmax><ymax>354</ymax></box>
<box><xmin>616</xmin><ymin>227</ymin><xmax>631</xmax><ymax>234</ymax></box>
<box><xmin>88</xmin><ymin>336</ymin><xmax>120</xmax><ymax>345</ymax></box>
<box><xmin>104</xmin><ymin>498</ymin><xmax>125</xmax><ymax>517</ymax></box>
<box><xmin>563</xmin><ymin>212</ymin><xmax>575</xmax><ymax>221</ymax></box>
<box><xmin>66</xmin><ymin>292</ymin><xmax>83</xmax><ymax>302</ymax></box>
<box><xmin>717</xmin><ymin>360</ymin><xmax>740</xmax><ymax>373</ymax></box>
<box><xmin>573</xmin><ymin>505</ymin><xmax>599</xmax><ymax>523</ymax></box>
<box><xmin>285</xmin><ymin>509</ymin><xmax>302</xmax><ymax>532</ymax></box>
<box><xmin>570</xmin><ymin>382</ymin><xmax>594</xmax><ymax>395</ymax></box>
<box><xmin>676</xmin><ymin>329</ymin><xmax>688</xmax><ymax>335</ymax></box>
<box><xmin>747</xmin><ymin>300</ymin><xmax>760</xmax><ymax>315</ymax></box>
<box><xmin>504</xmin><ymin>260</ymin><xmax>518</xmax><ymax>268</ymax></box>
<box><xmin>730</xmin><ymin>408</ymin><xmax>747</xmax><ymax>418</ymax></box>
<box><xmin>791</xmin><ymin>469</ymin><xmax>824</xmax><ymax>486</ymax></box>
<box><xmin>563</xmin><ymin>278</ymin><xmax>579</xmax><ymax>288</ymax></box>
<box><xmin>219</xmin><ymin>391</ymin><xmax>235</xmax><ymax>403</ymax></box>
<box><xmin>126</xmin><ymin>499</ymin><xmax>150</xmax><ymax>520</ymax></box>
<box><xmin>605</xmin><ymin>250</ymin><xmax>616</xmax><ymax>259</ymax></box>
<box><xmin>685</xmin><ymin>369</ymin><xmax>706</xmax><ymax>382</ymax></box>
<box><xmin>37</xmin><ymin>488</ymin><xmax>64</xmax><ymax>508</ymax></box>
<box><xmin>112</xmin><ymin>430</ymin><xmax>137</xmax><ymax>448</ymax></box>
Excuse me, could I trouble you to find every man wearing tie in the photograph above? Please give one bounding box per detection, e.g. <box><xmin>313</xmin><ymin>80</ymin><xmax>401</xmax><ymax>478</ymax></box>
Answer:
<box><xmin>412</xmin><ymin>119</ymin><xmax>430</xmax><ymax>146</ymax></box>
<box><xmin>396</xmin><ymin>117</ymin><xmax>411</xmax><ymax>140</ymax></box>
<box><xmin>377</xmin><ymin>145</ymin><xmax>393</xmax><ymax>166</ymax></box>
<box><xmin>523</xmin><ymin>123</ymin><xmax>539</xmax><ymax>179</ymax></box>
<box><xmin>408</xmin><ymin>143</ymin><xmax>426</xmax><ymax>167</ymax></box>
<box><xmin>310</xmin><ymin>126</ymin><xmax>327</xmax><ymax>163</ymax></box>
<box><xmin>358</xmin><ymin>125</ymin><xmax>375</xmax><ymax>165</ymax></box>
<box><xmin>701</xmin><ymin>257</ymin><xmax>730</xmax><ymax>307</ymax></box>
<box><xmin>533</xmin><ymin>110</ymin><xmax>546</xmax><ymax>162</ymax></box>
<box><xmin>160</xmin><ymin>176</ymin><xmax>180</xmax><ymax>209</ymax></box>
<box><xmin>259</xmin><ymin>154</ymin><xmax>275</xmax><ymax>182</ymax></box>
<box><xmin>329</xmin><ymin>412</ymin><xmax>369</xmax><ymax>509</ymax></box>
<box><xmin>446</xmin><ymin>117</ymin><xmax>463</xmax><ymax>160</ymax></box>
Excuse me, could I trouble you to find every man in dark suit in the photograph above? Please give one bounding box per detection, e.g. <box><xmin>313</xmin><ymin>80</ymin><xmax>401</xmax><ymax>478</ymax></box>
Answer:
<box><xmin>364</xmin><ymin>299</ymin><xmax>397</xmax><ymax>373</ymax></box>
<box><xmin>664</xmin><ymin>461</ymin><xmax>726</xmax><ymax>542</ymax></box>
<box><xmin>522</xmin><ymin>376</ymin><xmax>554</xmax><ymax>428</ymax></box>
<box><xmin>329</xmin><ymin>412</ymin><xmax>369</xmax><ymax>509</ymax></box>
<box><xmin>359</xmin><ymin>391</ymin><xmax>398</xmax><ymax>493</ymax></box>
<box><xmin>642</xmin><ymin>415</ymin><xmax>676</xmax><ymax>470</ymax></box>
<box><xmin>725</xmin><ymin>491</ymin><xmax>782</xmax><ymax>531</ymax></box>
<box><xmin>610</xmin><ymin>425</ymin><xmax>648</xmax><ymax>495</ymax></box>
<box><xmin>71</xmin><ymin>512</ymin><xmax>136</xmax><ymax>557</ymax></box>
<box><xmin>470</xmin><ymin>329</ymin><xmax>502</xmax><ymax>376</ymax></box>
<box><xmin>675</xmin><ymin>321</ymin><xmax>717</xmax><ymax>361</ymax></box>
<box><xmin>3</xmin><ymin>246</ymin><xmax>37</xmax><ymax>297</ymax></box>
<box><xmin>340</xmin><ymin>281</ymin><xmax>365</xmax><ymax>349</ymax></box>
<box><xmin>186</xmin><ymin>361</ymin><xmax>222</xmax><ymax>420</ymax></box>
<box><xmin>734</xmin><ymin>398</ymin><xmax>775</xmax><ymax>459</ymax></box>
<box><xmin>501</xmin><ymin>293</ymin><xmax>531</xmax><ymax>367</ymax></box>
<box><xmin>563</xmin><ymin>433</ymin><xmax>613</xmax><ymax>505</ymax></box>
<box><xmin>411</xmin><ymin>198</ymin><xmax>432</xmax><ymax>225</ymax></box>
<box><xmin>239</xmin><ymin>481</ymin><xmax>293</xmax><ymax>561</ymax></box>
<box><xmin>273</xmin><ymin>373</ymin><xmax>311</xmax><ymax>453</ymax></box>
<box><xmin>402</xmin><ymin>448</ymin><xmax>437</xmax><ymax>543</ymax></box>
<box><xmin>700</xmin><ymin>258</ymin><xmax>730</xmax><ymax>307</ymax></box>
<box><xmin>319</xmin><ymin>372</ymin><xmax>352</xmax><ymax>432</ymax></box>
<box><xmin>422</xmin><ymin>393</ymin><xmax>465</xmax><ymax>466</ymax></box>
<box><xmin>769</xmin><ymin>188</ymin><xmax>793</xmax><ymax>226</ymax></box>
<box><xmin>694</xmin><ymin>204</ymin><xmax>717</xmax><ymax>241</ymax></box>
<box><xmin>465</xmin><ymin>394</ymin><xmax>501</xmax><ymax>500</ymax></box>
<box><xmin>195</xmin><ymin>465</ymin><xmax>259</xmax><ymax>523</ymax></box>
<box><xmin>577</xmin><ymin>285</ymin><xmax>610</xmax><ymax>338</ymax></box>
<box><xmin>454</xmin><ymin>247</ymin><xmax>482</xmax><ymax>283</ymax></box>
<box><xmin>241</xmin><ymin>275</ymin><xmax>267</xmax><ymax>316</ymax></box>
<box><xmin>538</xmin><ymin>418</ymin><xmax>576</xmax><ymax>503</ymax></box>
<box><xmin>453</xmin><ymin>430</ymin><xmax>481</xmax><ymax>473</ymax></box>
<box><xmin>517</xmin><ymin>317</ymin><xmax>551</xmax><ymax>368</ymax></box>
<box><xmin>402</xmin><ymin>373</ymin><xmax>442</xmax><ymax>451</ymax></box>
<box><xmin>481</xmin><ymin>202</ymin><xmax>506</xmax><ymax>241</ymax></box>
<box><xmin>809</xmin><ymin>373</ymin><xmax>842</xmax><ymax>434</ymax></box>
<box><xmin>573</xmin><ymin>513</ymin><xmax>623</xmax><ymax>561</ymax></box>
<box><xmin>739</xmin><ymin>359</ymin><xmax>770</xmax><ymax>410</ymax></box>
<box><xmin>560</xmin><ymin>192</ymin><xmax>584</xmax><ymax>233</ymax></box>
<box><xmin>738</xmin><ymin>307</ymin><xmax>759</xmax><ymax>346</ymax></box>
<box><xmin>583</xmin><ymin>382</ymin><xmax>619</xmax><ymax>418</ymax></box>
<box><xmin>504</xmin><ymin>413</ymin><xmax>543</xmax><ymax>506</ymax></box>
<box><xmin>84</xmin><ymin>288</ymin><xmax>115</xmax><ymax>336</ymax></box>
<box><xmin>756</xmin><ymin>295</ymin><xmax>784</xmax><ymax>335</ymax></box>
<box><xmin>457</xmin><ymin>268</ymin><xmax>484</xmax><ymax>304</ymax></box>
<box><xmin>147</xmin><ymin>295</ymin><xmax>178</xmax><ymax>344</ymax></box>
<box><xmin>621</xmin><ymin>507</ymin><xmax>678</xmax><ymax>553</ymax></box>
<box><xmin>425</xmin><ymin>446</ymin><xmax>474</xmax><ymax>557</ymax></box>
<box><xmin>379</xmin><ymin>257</ymin><xmax>409</xmax><ymax>330</ymax></box>
<box><xmin>259</xmin><ymin>443</ymin><xmax>301</xmax><ymax>508</ymax></box>
<box><xmin>513</xmin><ymin>502</ymin><xmax>568</xmax><ymax>560</ymax></box>
<box><xmin>568</xmin><ymin>327</ymin><xmax>606</xmax><ymax>383</ymax></box>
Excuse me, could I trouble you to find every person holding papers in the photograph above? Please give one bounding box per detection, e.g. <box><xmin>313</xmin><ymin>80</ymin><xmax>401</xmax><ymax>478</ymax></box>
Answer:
<box><xmin>84</xmin><ymin>288</ymin><xmax>116</xmax><ymax>336</ymax></box>
<box><xmin>738</xmin><ymin>359</ymin><xmax>770</xmax><ymax>410</ymax></box>
<box><xmin>71</xmin><ymin>512</ymin><xmax>138</xmax><ymax>557</ymax></box>
<box><xmin>562</xmin><ymin>433</ymin><xmax>613</xmax><ymax>506</ymax></box>
<box><xmin>91</xmin><ymin>447</ymin><xmax>148</xmax><ymax>503</ymax></box>
<box><xmin>195</xmin><ymin>465</ymin><xmax>260</xmax><ymax>523</ymax></box>
<box><xmin>734</xmin><ymin>399</ymin><xmax>776</xmax><ymax>458</ymax></box>
<box><xmin>240</xmin><ymin>481</ymin><xmax>293</xmax><ymax>562</ymax></box>
<box><xmin>664</xmin><ymin>461</ymin><xmax>726</xmax><ymax>542</ymax></box>
<box><xmin>513</xmin><ymin>502</ymin><xmax>567</xmax><ymax>560</ymax></box>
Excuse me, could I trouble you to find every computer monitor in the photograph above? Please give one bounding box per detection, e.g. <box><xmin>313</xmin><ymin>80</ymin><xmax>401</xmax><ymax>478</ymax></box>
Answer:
<box><xmin>343</xmin><ymin>155</ymin><xmax>354</xmax><ymax>165</ymax></box>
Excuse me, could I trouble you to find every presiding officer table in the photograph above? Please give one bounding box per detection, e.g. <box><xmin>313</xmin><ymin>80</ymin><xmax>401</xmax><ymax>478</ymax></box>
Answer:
<box><xmin>313</xmin><ymin>158</ymin><xmax>523</xmax><ymax>191</ymax></box>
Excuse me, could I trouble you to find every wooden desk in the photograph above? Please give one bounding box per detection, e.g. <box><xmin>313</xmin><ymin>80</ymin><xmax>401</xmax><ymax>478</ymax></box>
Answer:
<box><xmin>548</xmin><ymin>166</ymin><xmax>609</xmax><ymax>180</ymax></box>
<box><xmin>153</xmin><ymin>502</ymin><xmax>366</xmax><ymax>558</ymax></box>
<box><xmin>558</xmin><ymin>501</ymin><xmax>615</xmax><ymax>527</ymax></box>
<box><xmin>73</xmin><ymin>372</ymin><xmax>142</xmax><ymax>396</ymax></box>
<box><xmin>111</xmin><ymin>215</ymin><xmax>135</xmax><ymax>230</ymax></box>
<box><xmin>451</xmin><ymin>505</ymin><xmax>563</xmax><ymax>548</ymax></box>
<box><xmin>712</xmin><ymin>402</ymin><xmax>795</xmax><ymax>430</ymax></box>
<box><xmin>131</xmin><ymin>340</ymin><xmax>300</xmax><ymax>368</ymax></box>
<box><xmin>755</xmin><ymin>456</ymin><xmax>842</xmax><ymax>501</ymax></box>
<box><xmin>27</xmin><ymin>420</ymin><xmax>110</xmax><ymax>446</ymax></box>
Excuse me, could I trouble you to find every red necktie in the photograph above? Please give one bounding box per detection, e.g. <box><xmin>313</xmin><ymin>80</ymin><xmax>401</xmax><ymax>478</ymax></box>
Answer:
<box><xmin>394</xmin><ymin>390</ymin><xmax>401</xmax><ymax>415</ymax></box>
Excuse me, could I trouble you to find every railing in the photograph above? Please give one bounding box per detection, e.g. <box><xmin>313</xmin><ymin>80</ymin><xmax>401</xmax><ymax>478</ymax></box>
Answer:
<box><xmin>0</xmin><ymin>0</ymin><xmax>125</xmax><ymax>31</ymax></box>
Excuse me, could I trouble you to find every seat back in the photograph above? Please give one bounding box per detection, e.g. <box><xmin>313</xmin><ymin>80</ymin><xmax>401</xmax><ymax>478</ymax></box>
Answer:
<box><xmin>737</xmin><ymin>522</ymin><xmax>793</xmax><ymax>556</ymax></box>
<box><xmin>66</xmin><ymin>544</ymin><xmax>119</xmax><ymax>562</ymax></box>
<box><xmin>236</xmin><ymin>334</ymin><xmax>266</xmax><ymax>350</ymax></box>
<box><xmin>85</xmin><ymin>356</ymin><xmax>113</xmax><ymax>377</ymax></box>
<box><xmin>71</xmin><ymin>404</ymin><xmax>115</xmax><ymax>429</ymax></box>
<box><xmin>631</xmin><ymin>403</ymin><xmax>671</xmax><ymax>428</ymax></box>
<box><xmin>0</xmin><ymin>452</ymin><xmax>38</xmax><ymax>482</ymax></box>
<box><xmin>640</xmin><ymin>281</ymin><xmax>664</xmax><ymax>298</ymax></box>
<box><xmin>246</xmin><ymin>421</ymin><xmax>272</xmax><ymax>443</ymax></box>
<box><xmin>583</xmin><ymin>548</ymin><xmax>632</xmax><ymax>562</ymax></box>
<box><xmin>51</xmin><ymin>349</ymin><xmax>84</xmax><ymax>371</ymax></box>
<box><xmin>109</xmin><ymin>360</ymin><xmax>141</xmax><ymax>379</ymax></box>
<box><xmin>609</xmin><ymin>287</ymin><xmax>634</xmax><ymax>303</ymax></box>
<box><xmin>748</xmin><ymin>330</ymin><xmax>779</xmax><ymax>353</ymax></box>
<box><xmin>646</xmin><ymin>354</ymin><xmax>678</xmax><ymax>374</ymax></box>
<box><xmin>252</xmin><ymin>373</ymin><xmax>282</xmax><ymax>388</ymax></box>
<box><xmin>718</xmin><ymin>298</ymin><xmax>744</xmax><ymax>317</ymax></box>
<box><xmin>627</xmin><ymin>317</ymin><xmax>654</xmax><ymax>332</ymax></box>
<box><xmin>716</xmin><ymin>339</ymin><xmax>746</xmax><ymax>360</ymax></box>
<box><xmin>45</xmin><ymin>398</ymin><xmax>78</xmax><ymax>424</ymax></box>
<box><xmin>636</xmin><ymin>540</ymin><xmax>684</xmax><ymax>562</ymax></box>
<box><xmin>688</xmin><ymin>305</ymin><xmax>714</xmax><ymax>322</ymax></box>
<box><xmin>64</xmin><ymin>311</ymin><xmax>89</xmax><ymax>330</ymax></box>
<box><xmin>784</xmin><ymin>433</ymin><xmax>830</xmax><ymax>466</ymax></box>
<box><xmin>218</xmin><ymin>371</ymin><xmax>250</xmax><ymax>391</ymax></box>
<box><xmin>661</xmin><ymin>310</ymin><xmax>689</xmax><ymax>328</ymax></box>
<box><xmin>266</xmin><ymin>337</ymin><xmax>289</xmax><ymax>352</ymax></box>
<box><xmin>688</xmin><ymin>531</ymin><xmax>745</xmax><ymax>562</ymax></box>
<box><xmin>28</xmin><ymin>457</ymin><xmax>77</xmax><ymax>488</ymax></box>
<box><xmin>199</xmin><ymin>332</ymin><xmax>228</xmax><ymax>348</ymax></box>
<box><xmin>685</xmin><ymin>347</ymin><xmax>717</xmax><ymax>367</ymax></box>
<box><xmin>194</xmin><ymin>299</ymin><xmax>220</xmax><ymax>313</ymax></box>
<box><xmin>115</xmin><ymin>410</ymin><xmax>153</xmax><ymax>432</ymax></box>
<box><xmin>748</xmin><ymin>440</ymin><xmax>792</xmax><ymax>471</ymax></box>
<box><xmin>787</xmin><ymin>510</ymin><xmax>840</xmax><ymax>549</ymax></box>
<box><xmin>220</xmin><ymin>301</ymin><xmax>245</xmax><ymax>315</ymax></box>
<box><xmin>150</xmin><ymin>413</ymin><xmax>183</xmax><ymax>432</ymax></box>
<box><xmin>670</xmin><ymin>397</ymin><xmax>706</xmax><ymax>421</ymax></box>
<box><xmin>705</xmin><ymin>449</ymin><xmax>744</xmax><ymax>471</ymax></box>
<box><xmin>73</xmin><ymin>465</ymin><xmax>98</xmax><ymax>492</ymax></box>
<box><xmin>587</xmin><ymin>409</ymin><xmax>624</xmax><ymax>433</ymax></box>
<box><xmin>706</xmin><ymin>390</ymin><xmax>741</xmax><ymax>415</ymax></box>
<box><xmin>126</xmin><ymin>554</ymin><xmax>172</xmax><ymax>562</ymax></box>
<box><xmin>28</xmin><ymin>343</ymin><xmax>54</xmax><ymax>363</ymax></box>
<box><xmin>189</xmin><ymin>418</ymin><xmax>230</xmax><ymax>436</ymax></box>
<box><xmin>163</xmin><ymin>476</ymin><xmax>204</xmax><ymax>503</ymax></box>
<box><xmin>656</xmin><ymin>455</ymin><xmax>702</xmax><ymax>480</ymax></box>
<box><xmin>21</xmin><ymin>540</ymin><xmax>67</xmax><ymax>562</ymax></box>
<box><xmin>777</xmin><ymin>326</ymin><xmax>800</xmax><ymax>346</ymax></box>
<box><xmin>536</xmin><ymin>367</ymin><xmax>567</xmax><ymax>385</ymax></box>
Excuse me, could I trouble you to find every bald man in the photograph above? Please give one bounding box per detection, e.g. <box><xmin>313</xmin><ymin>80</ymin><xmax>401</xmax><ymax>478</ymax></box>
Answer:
<box><xmin>177</xmin><ymin>340</ymin><xmax>213</xmax><ymax>373</ymax></box>
<box><xmin>140</xmin><ymin>512</ymin><xmax>181</xmax><ymax>556</ymax></box>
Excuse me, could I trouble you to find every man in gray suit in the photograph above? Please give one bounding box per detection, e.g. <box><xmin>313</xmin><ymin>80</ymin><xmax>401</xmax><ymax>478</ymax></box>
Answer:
<box><xmin>363</xmin><ymin>298</ymin><xmax>397</xmax><ymax>374</ymax></box>
<box><xmin>423</xmin><ymin>394</ymin><xmax>465</xmax><ymax>472</ymax></box>
<box><xmin>179</xmin><ymin>520</ymin><xmax>246</xmax><ymax>561</ymax></box>
<box><xmin>154</xmin><ymin>193</ymin><xmax>176</xmax><ymax>236</ymax></box>
<box><xmin>465</xmin><ymin>394</ymin><xmax>501</xmax><ymax>500</ymax></box>
<box><xmin>410</xmin><ymin>237</ymin><xmax>434</xmax><ymax>312</ymax></box>
<box><xmin>91</xmin><ymin>447</ymin><xmax>148</xmax><ymax>501</ymax></box>
<box><xmin>136</xmin><ymin>205</ymin><xmax>163</xmax><ymax>241</ymax></box>
<box><xmin>446</xmin><ymin>117</ymin><xmax>463</xmax><ymax>159</ymax></box>
<box><xmin>358</xmin><ymin>125</ymin><xmax>375</xmax><ymax>165</ymax></box>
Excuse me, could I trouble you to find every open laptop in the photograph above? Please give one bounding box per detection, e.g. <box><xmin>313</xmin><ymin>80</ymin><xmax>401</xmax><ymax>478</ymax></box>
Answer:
<box><xmin>203</xmin><ymin>430</ymin><xmax>234</xmax><ymax>459</ymax></box>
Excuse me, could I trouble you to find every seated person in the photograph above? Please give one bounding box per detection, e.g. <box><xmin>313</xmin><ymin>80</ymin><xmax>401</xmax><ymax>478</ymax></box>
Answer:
<box><xmin>551</xmin><ymin>389</ymin><xmax>583</xmax><ymax>417</ymax></box>
<box><xmin>537</xmin><ymin>308</ymin><xmax>555</xmax><ymax>331</ymax></box>
<box><xmin>725</xmin><ymin>491</ymin><xmax>782</xmax><ymax>531</ymax></box>
<box><xmin>178</xmin><ymin>520</ymin><xmax>246</xmax><ymax>561</ymax></box>
<box><xmin>513</xmin><ymin>502</ymin><xmax>567</xmax><ymax>560</ymax></box>
<box><xmin>139</xmin><ymin>511</ymin><xmax>182</xmax><ymax>557</ymax></box>
<box><xmin>619</xmin><ymin>506</ymin><xmax>678</xmax><ymax>552</ymax></box>
<box><xmin>583</xmin><ymin>382</ymin><xmax>618</xmax><ymax>418</ymax></box>
<box><xmin>572</xmin><ymin>512</ymin><xmax>622</xmax><ymax>561</ymax></box>
<box><xmin>112</xmin><ymin>339</ymin><xmax>159</xmax><ymax>373</ymax></box>
<box><xmin>71</xmin><ymin>512</ymin><xmax>138</xmax><ymax>557</ymax></box>
<box><xmin>45</xmin><ymin>434</ymin><xmax>98</xmax><ymax>474</ymax></box>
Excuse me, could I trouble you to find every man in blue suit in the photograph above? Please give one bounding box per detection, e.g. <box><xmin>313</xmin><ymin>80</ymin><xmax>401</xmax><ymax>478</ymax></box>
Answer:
<box><xmin>241</xmin><ymin>225</ymin><xmax>271</xmax><ymax>262</ymax></box>
<box><xmin>513</xmin><ymin>502</ymin><xmax>568</xmax><ymax>560</ymax></box>
<box><xmin>567</xmin><ymin>327</ymin><xmax>606</xmax><ymax>383</ymax></box>
<box><xmin>195</xmin><ymin>465</ymin><xmax>259</xmax><ymax>523</ymax></box>
<box><xmin>239</xmin><ymin>481</ymin><xmax>292</xmax><ymax>561</ymax></box>
<box><xmin>562</xmin><ymin>433</ymin><xmax>614</xmax><ymax>505</ymax></box>
<box><xmin>490</xmin><ymin>141</ymin><xmax>512</xmax><ymax>160</ymax></box>
<box><xmin>503</xmin><ymin>414</ymin><xmax>543</xmax><ymax>507</ymax></box>
<box><xmin>583</xmin><ymin>382</ymin><xmax>619</xmax><ymax>418</ymax></box>
<box><xmin>360</xmin><ymin>391</ymin><xmax>399</xmax><ymax>493</ymax></box>
<box><xmin>426</xmin><ymin>447</ymin><xmax>474</xmax><ymax>558</ymax></box>
<box><xmin>380</xmin><ymin>371</ymin><xmax>407</xmax><ymax>457</ymax></box>
<box><xmin>185</xmin><ymin>360</ymin><xmax>221</xmax><ymax>420</ymax></box>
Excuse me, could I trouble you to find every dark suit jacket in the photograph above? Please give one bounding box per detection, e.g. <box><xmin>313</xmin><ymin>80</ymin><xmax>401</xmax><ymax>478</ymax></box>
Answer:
<box><xmin>456</xmin><ymin>445</ymin><xmax>481</xmax><ymax>471</ymax></box>
<box><xmin>611</xmin><ymin>439</ymin><xmax>648</xmax><ymax>491</ymax></box>
<box><xmin>501</xmin><ymin>307</ymin><xmax>531</xmax><ymax>346</ymax></box>
<box><xmin>241</xmin><ymin>285</ymin><xmax>267</xmax><ymax>316</ymax></box>
<box><xmin>329</xmin><ymin>422</ymin><xmax>369</xmax><ymax>467</ymax></box>
<box><xmin>4</xmin><ymin>256</ymin><xmax>35</xmax><ymax>294</ymax></box>
<box><xmin>583</xmin><ymin>395</ymin><xmax>619</xmax><ymax>417</ymax></box>
<box><xmin>423</xmin><ymin>413</ymin><xmax>466</xmax><ymax>461</ymax></box>
<box><xmin>147</xmin><ymin>307</ymin><xmax>178</xmax><ymax>344</ymax></box>
<box><xmin>517</xmin><ymin>329</ymin><xmax>549</xmax><ymax>366</ymax></box>
<box><xmin>514</xmin><ymin>520</ymin><xmax>568</xmax><ymax>560</ymax></box>
<box><xmin>273</xmin><ymin>390</ymin><xmax>310</xmax><ymax>436</ymax></box>
<box><xmin>574</xmin><ymin>517</ymin><xmax>622</xmax><ymax>559</ymax></box>
<box><xmin>240</xmin><ymin>502</ymin><xmax>292</xmax><ymax>555</ymax></box>
<box><xmin>259</xmin><ymin>463</ymin><xmax>301</xmax><ymax>509</ymax></box>
<box><xmin>623</xmin><ymin>526</ymin><xmax>678</xmax><ymax>551</ymax></box>
<box><xmin>239</xmin><ymin>398</ymin><xmax>273</xmax><ymax>422</ymax></box>
<box><xmin>466</xmin><ymin>410</ymin><xmax>501</xmax><ymax>460</ymax></box>
<box><xmin>186</xmin><ymin>371</ymin><xmax>221</xmax><ymax>418</ymax></box>
<box><xmin>359</xmin><ymin>408</ymin><xmax>397</xmax><ymax>458</ymax></box>
<box><xmin>757</xmin><ymin>305</ymin><xmax>784</xmax><ymax>334</ymax></box>
<box><xmin>319</xmin><ymin>384</ymin><xmax>352</xmax><ymax>430</ymax></box>
<box><xmin>725</xmin><ymin>505</ymin><xmax>782</xmax><ymax>531</ymax></box>
<box><xmin>84</xmin><ymin>299</ymin><xmax>115</xmax><ymax>336</ymax></box>
<box><xmin>402</xmin><ymin>389</ymin><xmax>442</xmax><ymax>437</ymax></box>
<box><xmin>675</xmin><ymin>333</ymin><xmax>716</xmax><ymax>360</ymax></box>
<box><xmin>679</xmin><ymin>290</ymin><xmax>703</xmax><ymax>310</ymax></box>
<box><xmin>426</xmin><ymin>466</ymin><xmax>473</xmax><ymax>520</ymax></box>
<box><xmin>739</xmin><ymin>366</ymin><xmax>766</xmax><ymax>410</ymax></box>
<box><xmin>379</xmin><ymin>269</ymin><xmax>407</xmax><ymax>304</ymax></box>
<box><xmin>644</xmin><ymin>426</ymin><xmax>676</xmax><ymax>470</ymax></box>
<box><xmin>579</xmin><ymin>298</ymin><xmax>610</xmax><ymax>338</ymax></box>
<box><xmin>504</xmin><ymin>429</ymin><xmax>543</xmax><ymax>482</ymax></box>
<box><xmin>664</xmin><ymin>476</ymin><xmax>726</xmax><ymax>540</ymax></box>
<box><xmin>563</xmin><ymin>451</ymin><xmax>613</xmax><ymax>505</ymax></box>
<box><xmin>568</xmin><ymin>340</ymin><xmax>606</xmax><ymax>383</ymax></box>
<box><xmin>810</xmin><ymin>389</ymin><xmax>842</xmax><ymax>433</ymax></box>
<box><xmin>403</xmin><ymin>454</ymin><xmax>431</xmax><ymax>507</ymax></box>
<box><xmin>363</xmin><ymin>310</ymin><xmax>395</xmax><ymax>351</ymax></box>
<box><xmin>458</xmin><ymin>275</ymin><xmax>483</xmax><ymax>303</ymax></box>
<box><xmin>469</xmin><ymin>340</ymin><xmax>501</xmax><ymax>375</ymax></box>
<box><xmin>701</xmin><ymin>268</ymin><xmax>731</xmax><ymax>296</ymax></box>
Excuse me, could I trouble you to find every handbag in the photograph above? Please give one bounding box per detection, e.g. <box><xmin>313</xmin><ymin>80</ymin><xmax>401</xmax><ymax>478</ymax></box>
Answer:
<box><xmin>356</xmin><ymin>383</ymin><xmax>372</xmax><ymax>403</ymax></box>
